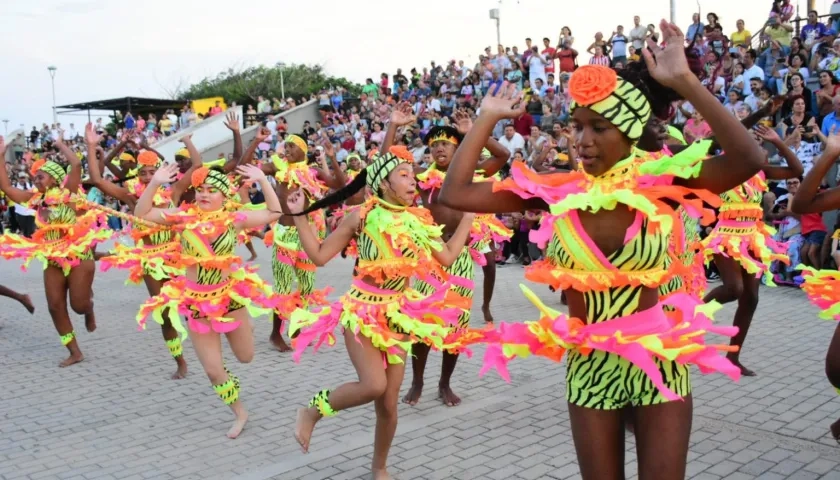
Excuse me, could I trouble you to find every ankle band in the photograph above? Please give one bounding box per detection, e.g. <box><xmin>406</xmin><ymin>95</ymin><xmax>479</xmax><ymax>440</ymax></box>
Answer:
<box><xmin>213</xmin><ymin>374</ymin><xmax>240</xmax><ymax>405</ymax></box>
<box><xmin>60</xmin><ymin>331</ymin><xmax>75</xmax><ymax>346</ymax></box>
<box><xmin>308</xmin><ymin>389</ymin><xmax>336</xmax><ymax>417</ymax></box>
<box><xmin>166</xmin><ymin>337</ymin><xmax>183</xmax><ymax>358</ymax></box>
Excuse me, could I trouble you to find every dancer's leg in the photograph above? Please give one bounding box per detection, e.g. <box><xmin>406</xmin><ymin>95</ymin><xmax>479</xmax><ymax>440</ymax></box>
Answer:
<box><xmin>270</xmin><ymin>244</ymin><xmax>294</xmax><ymax>352</ymax></box>
<box><xmin>189</xmin><ymin>324</ymin><xmax>246</xmax><ymax>439</ymax></box>
<box><xmin>568</xmin><ymin>405</ymin><xmax>625</xmax><ymax>479</ymax></box>
<box><xmin>372</xmin><ymin>354</ymin><xmax>407</xmax><ymax>480</ymax></box>
<box><xmin>702</xmin><ymin>255</ymin><xmax>745</xmax><ymax>305</ymax></box>
<box><xmin>44</xmin><ymin>266</ymin><xmax>82</xmax><ymax>367</ymax></box>
<box><xmin>403</xmin><ymin>343</ymin><xmax>429</xmax><ymax>405</ymax></box>
<box><xmin>244</xmin><ymin>240</ymin><xmax>257</xmax><ymax>262</ymax></box>
<box><xmin>0</xmin><ymin>284</ymin><xmax>34</xmax><ymax>313</ymax></box>
<box><xmin>825</xmin><ymin>323</ymin><xmax>840</xmax><ymax>441</ymax></box>
<box><xmin>481</xmin><ymin>244</ymin><xmax>497</xmax><ymax>325</ymax></box>
<box><xmin>295</xmin><ymin>328</ymin><xmax>388</xmax><ymax>452</ymax></box>
<box><xmin>67</xmin><ymin>259</ymin><xmax>96</xmax><ymax>333</ymax></box>
<box><xmin>144</xmin><ymin>276</ymin><xmax>187</xmax><ymax>379</ymax></box>
<box><xmin>634</xmin><ymin>397</ymin><xmax>693</xmax><ymax>480</ymax></box>
<box><xmin>725</xmin><ymin>267</ymin><xmax>760</xmax><ymax>376</ymax></box>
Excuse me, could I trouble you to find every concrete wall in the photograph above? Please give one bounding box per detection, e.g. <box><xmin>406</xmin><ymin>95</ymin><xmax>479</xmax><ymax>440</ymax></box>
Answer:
<box><xmin>150</xmin><ymin>106</ymin><xmax>244</xmax><ymax>162</ymax></box>
<box><xmin>200</xmin><ymin>99</ymin><xmax>320</xmax><ymax>161</ymax></box>
<box><xmin>3</xmin><ymin>129</ymin><xmax>26</xmax><ymax>164</ymax></box>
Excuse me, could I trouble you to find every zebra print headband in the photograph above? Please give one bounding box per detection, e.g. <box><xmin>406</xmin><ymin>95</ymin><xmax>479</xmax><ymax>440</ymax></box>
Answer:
<box><xmin>569</xmin><ymin>65</ymin><xmax>652</xmax><ymax>142</ymax></box>
<box><xmin>365</xmin><ymin>152</ymin><xmax>403</xmax><ymax>196</ymax></box>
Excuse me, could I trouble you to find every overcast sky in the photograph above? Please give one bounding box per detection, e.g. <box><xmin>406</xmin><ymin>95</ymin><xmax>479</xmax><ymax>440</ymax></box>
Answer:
<box><xmin>0</xmin><ymin>0</ymin><xmax>805</xmax><ymax>132</ymax></box>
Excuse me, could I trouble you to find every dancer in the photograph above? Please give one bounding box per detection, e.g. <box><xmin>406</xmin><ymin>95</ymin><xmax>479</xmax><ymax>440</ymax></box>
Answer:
<box><xmin>700</xmin><ymin>124</ymin><xmax>803</xmax><ymax>376</ymax></box>
<box><xmin>248</xmin><ymin>131</ymin><xmax>342</xmax><ymax>352</ymax></box>
<box><xmin>287</xmin><ymin>151</ymin><xmax>474</xmax><ymax>479</ymax></box>
<box><xmin>396</xmin><ymin>110</ymin><xmax>511</xmax><ymax>407</ymax></box>
<box><xmin>0</xmin><ymin>135</ymin><xmax>111</xmax><ymax>366</ymax></box>
<box><xmin>788</xmin><ymin>130</ymin><xmax>840</xmax><ymax>442</ymax></box>
<box><xmin>86</xmin><ymin>124</ymin><xmax>197</xmax><ymax>379</ymax></box>
<box><xmin>437</xmin><ymin>23</ymin><xmax>768</xmax><ymax>479</ymax></box>
<box><xmin>134</xmin><ymin>162</ymin><xmax>284</xmax><ymax>439</ymax></box>
<box><xmin>0</xmin><ymin>285</ymin><xmax>34</xmax><ymax>314</ymax></box>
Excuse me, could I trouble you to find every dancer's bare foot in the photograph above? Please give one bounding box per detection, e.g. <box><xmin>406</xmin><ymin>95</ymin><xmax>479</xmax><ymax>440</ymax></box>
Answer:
<box><xmin>830</xmin><ymin>418</ymin><xmax>840</xmax><ymax>444</ymax></box>
<box><xmin>402</xmin><ymin>383</ymin><xmax>423</xmax><ymax>405</ymax></box>
<box><xmin>481</xmin><ymin>304</ymin><xmax>494</xmax><ymax>325</ymax></box>
<box><xmin>246</xmin><ymin>253</ymin><xmax>257</xmax><ymax>262</ymax></box>
<box><xmin>17</xmin><ymin>294</ymin><xmax>34</xmax><ymax>314</ymax></box>
<box><xmin>59</xmin><ymin>352</ymin><xmax>84</xmax><ymax>367</ymax></box>
<box><xmin>84</xmin><ymin>311</ymin><xmax>96</xmax><ymax>333</ymax></box>
<box><xmin>270</xmin><ymin>335</ymin><xmax>292</xmax><ymax>352</ymax></box>
<box><xmin>438</xmin><ymin>385</ymin><xmax>461</xmax><ymax>407</ymax></box>
<box><xmin>371</xmin><ymin>468</ymin><xmax>394</xmax><ymax>480</ymax></box>
<box><xmin>226</xmin><ymin>410</ymin><xmax>248</xmax><ymax>439</ymax></box>
<box><xmin>171</xmin><ymin>359</ymin><xmax>188</xmax><ymax>380</ymax></box>
<box><xmin>727</xmin><ymin>356</ymin><xmax>756</xmax><ymax>376</ymax></box>
<box><xmin>294</xmin><ymin>407</ymin><xmax>320</xmax><ymax>453</ymax></box>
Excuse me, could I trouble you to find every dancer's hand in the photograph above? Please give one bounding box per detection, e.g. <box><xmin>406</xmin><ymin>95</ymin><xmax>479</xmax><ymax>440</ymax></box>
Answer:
<box><xmin>152</xmin><ymin>163</ymin><xmax>179</xmax><ymax>184</ymax></box>
<box><xmin>85</xmin><ymin>123</ymin><xmax>102</xmax><ymax>146</ymax></box>
<box><xmin>453</xmin><ymin>110</ymin><xmax>473</xmax><ymax>135</ymax></box>
<box><xmin>754</xmin><ymin>125</ymin><xmax>781</xmax><ymax>144</ymax></box>
<box><xmin>642</xmin><ymin>20</ymin><xmax>693</xmax><ymax>89</ymax></box>
<box><xmin>179</xmin><ymin>134</ymin><xmax>193</xmax><ymax>144</ymax></box>
<box><xmin>224</xmin><ymin>111</ymin><xmax>240</xmax><ymax>132</ymax></box>
<box><xmin>256</xmin><ymin>126</ymin><xmax>271</xmax><ymax>142</ymax></box>
<box><xmin>390</xmin><ymin>102</ymin><xmax>416</xmax><ymax>127</ymax></box>
<box><xmin>285</xmin><ymin>189</ymin><xmax>305</xmax><ymax>214</ymax></box>
<box><xmin>479</xmin><ymin>82</ymin><xmax>525</xmax><ymax>120</ymax></box>
<box><xmin>0</xmin><ymin>136</ymin><xmax>6</xmax><ymax>157</ymax></box>
<box><xmin>824</xmin><ymin>125</ymin><xmax>840</xmax><ymax>155</ymax></box>
<box><xmin>236</xmin><ymin>164</ymin><xmax>266</xmax><ymax>184</ymax></box>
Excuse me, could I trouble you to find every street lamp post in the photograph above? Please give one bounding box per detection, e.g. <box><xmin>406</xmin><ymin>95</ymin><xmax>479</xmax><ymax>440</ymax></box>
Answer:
<box><xmin>489</xmin><ymin>9</ymin><xmax>501</xmax><ymax>47</ymax></box>
<box><xmin>670</xmin><ymin>0</ymin><xmax>677</xmax><ymax>23</ymax></box>
<box><xmin>2</xmin><ymin>120</ymin><xmax>8</xmax><ymax>134</ymax></box>
<box><xmin>278</xmin><ymin>62</ymin><xmax>286</xmax><ymax>100</ymax></box>
<box><xmin>48</xmin><ymin>65</ymin><xmax>57</xmax><ymax>125</ymax></box>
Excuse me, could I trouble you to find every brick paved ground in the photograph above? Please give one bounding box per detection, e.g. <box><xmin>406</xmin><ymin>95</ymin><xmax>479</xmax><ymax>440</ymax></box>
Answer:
<box><xmin>2</xmin><ymin>240</ymin><xmax>840</xmax><ymax>480</ymax></box>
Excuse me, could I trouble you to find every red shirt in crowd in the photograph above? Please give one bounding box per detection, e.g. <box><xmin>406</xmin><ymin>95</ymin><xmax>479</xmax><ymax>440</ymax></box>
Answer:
<box><xmin>557</xmin><ymin>49</ymin><xmax>576</xmax><ymax>72</ymax></box>
<box><xmin>341</xmin><ymin>138</ymin><xmax>356</xmax><ymax>151</ymax></box>
<box><xmin>542</xmin><ymin>47</ymin><xmax>557</xmax><ymax>74</ymax></box>
<box><xmin>801</xmin><ymin>212</ymin><xmax>826</xmax><ymax>235</ymax></box>
<box><xmin>513</xmin><ymin>113</ymin><xmax>535</xmax><ymax>137</ymax></box>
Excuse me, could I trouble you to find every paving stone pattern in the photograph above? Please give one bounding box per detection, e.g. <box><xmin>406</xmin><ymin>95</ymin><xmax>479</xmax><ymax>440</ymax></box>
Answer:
<box><xmin>2</xmin><ymin>242</ymin><xmax>840</xmax><ymax>479</ymax></box>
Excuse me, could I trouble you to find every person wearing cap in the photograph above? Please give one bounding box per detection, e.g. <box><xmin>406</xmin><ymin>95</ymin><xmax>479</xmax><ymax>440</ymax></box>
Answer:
<box><xmin>285</xmin><ymin>149</ymin><xmax>474</xmax><ymax>477</ymax></box>
<box><xmin>0</xmin><ymin>132</ymin><xmax>110</xmax><ymax>367</ymax></box>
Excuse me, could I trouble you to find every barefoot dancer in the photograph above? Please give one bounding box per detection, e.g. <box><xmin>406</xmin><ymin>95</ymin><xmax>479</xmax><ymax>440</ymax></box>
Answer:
<box><xmin>134</xmin><ymin>163</ymin><xmax>284</xmax><ymax>439</ymax></box>
<box><xmin>0</xmin><ymin>284</ymin><xmax>34</xmax><ymax>314</ymax></box>
<box><xmin>0</xmin><ymin>135</ymin><xmax>111</xmax><ymax>367</ymax></box>
<box><xmin>438</xmin><ymin>24</ymin><xmax>768</xmax><ymax>479</ymax></box>
<box><xmin>247</xmin><ymin>131</ymin><xmax>341</xmax><ymax>352</ymax></box>
<box><xmin>87</xmin><ymin>125</ymin><xmax>198</xmax><ymax>379</ymax></box>
<box><xmin>700</xmin><ymin>124</ymin><xmax>803</xmax><ymax>377</ymax></box>
<box><xmin>395</xmin><ymin>113</ymin><xmax>511</xmax><ymax>407</ymax></box>
<box><xmin>287</xmin><ymin>152</ymin><xmax>473</xmax><ymax>478</ymax></box>
<box><xmin>788</xmin><ymin>130</ymin><xmax>840</xmax><ymax>443</ymax></box>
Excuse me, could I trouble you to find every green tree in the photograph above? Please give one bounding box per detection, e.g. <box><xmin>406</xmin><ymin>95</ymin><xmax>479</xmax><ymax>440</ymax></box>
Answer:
<box><xmin>177</xmin><ymin>63</ymin><xmax>362</xmax><ymax>105</ymax></box>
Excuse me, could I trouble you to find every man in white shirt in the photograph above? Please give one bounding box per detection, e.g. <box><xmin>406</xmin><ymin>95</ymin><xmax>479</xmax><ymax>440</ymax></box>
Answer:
<box><xmin>498</xmin><ymin>124</ymin><xmax>526</xmax><ymax>162</ymax></box>
<box><xmin>13</xmin><ymin>174</ymin><xmax>35</xmax><ymax>237</ymax></box>
<box><xmin>742</xmin><ymin>49</ymin><xmax>765</xmax><ymax>97</ymax></box>
<box><xmin>264</xmin><ymin>115</ymin><xmax>277</xmax><ymax>142</ymax></box>
<box><xmin>64</xmin><ymin>124</ymin><xmax>77</xmax><ymax>141</ymax></box>
<box><xmin>630</xmin><ymin>16</ymin><xmax>647</xmax><ymax>50</ymax></box>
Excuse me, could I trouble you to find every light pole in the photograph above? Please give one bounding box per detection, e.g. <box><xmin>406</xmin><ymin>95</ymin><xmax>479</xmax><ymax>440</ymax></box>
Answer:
<box><xmin>278</xmin><ymin>62</ymin><xmax>286</xmax><ymax>100</ymax></box>
<box><xmin>48</xmin><ymin>65</ymin><xmax>57</xmax><ymax>125</ymax></box>
<box><xmin>2</xmin><ymin>120</ymin><xmax>8</xmax><ymax>134</ymax></box>
<box><xmin>489</xmin><ymin>8</ymin><xmax>501</xmax><ymax>47</ymax></box>
<box><xmin>670</xmin><ymin>0</ymin><xmax>677</xmax><ymax>23</ymax></box>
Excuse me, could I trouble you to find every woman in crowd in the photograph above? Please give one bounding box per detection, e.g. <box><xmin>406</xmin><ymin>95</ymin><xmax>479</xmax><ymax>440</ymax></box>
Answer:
<box><xmin>287</xmin><ymin>151</ymin><xmax>473</xmax><ymax>480</ymax></box>
<box><xmin>437</xmin><ymin>22</ymin><xmax>767</xmax><ymax>480</ymax></box>
<box><xmin>86</xmin><ymin>124</ymin><xmax>198</xmax><ymax>379</ymax></box>
<box><xmin>789</xmin><ymin>130</ymin><xmax>840</xmax><ymax>443</ymax></box>
<box><xmin>134</xmin><ymin>162</ymin><xmax>284</xmax><ymax>439</ymax></box>
<box><xmin>701</xmin><ymin>124</ymin><xmax>803</xmax><ymax>376</ymax></box>
<box><xmin>0</xmin><ymin>135</ymin><xmax>110</xmax><ymax>367</ymax></box>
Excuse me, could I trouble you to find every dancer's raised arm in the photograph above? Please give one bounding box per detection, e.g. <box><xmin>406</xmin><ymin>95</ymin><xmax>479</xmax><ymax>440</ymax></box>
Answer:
<box><xmin>221</xmin><ymin>111</ymin><xmax>243</xmax><ymax>173</ymax></box>
<box><xmin>135</xmin><ymin>164</ymin><xmax>179</xmax><ymax>223</ymax></box>
<box><xmin>286</xmin><ymin>189</ymin><xmax>357</xmax><ymax>266</ymax></box>
<box><xmin>53</xmin><ymin>133</ymin><xmax>81</xmax><ymax>194</ymax></box>
<box><xmin>0</xmin><ymin>136</ymin><xmax>34</xmax><ymax>204</ymax></box>
<box><xmin>755</xmin><ymin>125</ymin><xmax>804</xmax><ymax>180</ymax></box>
<box><xmin>85</xmin><ymin>124</ymin><xmax>135</xmax><ymax>206</ymax></box>
<box><xmin>791</xmin><ymin>130</ymin><xmax>840</xmax><ymax>213</ymax></box>
<box><xmin>430</xmin><ymin>212</ymin><xmax>475</xmax><ymax>267</ymax></box>
<box><xmin>170</xmin><ymin>135</ymin><xmax>202</xmax><ymax>205</ymax></box>
<box><xmin>232</xmin><ymin>164</ymin><xmax>284</xmax><ymax>229</ymax></box>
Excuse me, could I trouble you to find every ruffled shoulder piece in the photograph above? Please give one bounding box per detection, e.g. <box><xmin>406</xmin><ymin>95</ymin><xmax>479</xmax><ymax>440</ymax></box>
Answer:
<box><xmin>272</xmin><ymin>156</ymin><xmax>328</xmax><ymax>199</ymax></box>
<box><xmin>127</xmin><ymin>180</ymin><xmax>172</xmax><ymax>207</ymax></box>
<box><xmin>357</xmin><ymin>196</ymin><xmax>444</xmax><ymax>282</ymax></box>
<box><xmin>27</xmin><ymin>187</ymin><xmax>72</xmax><ymax>209</ymax></box>
<box><xmin>495</xmin><ymin>144</ymin><xmax>720</xmax><ymax>233</ymax></box>
<box><xmin>160</xmin><ymin>204</ymin><xmax>245</xmax><ymax>236</ymax></box>
<box><xmin>746</xmin><ymin>170</ymin><xmax>768</xmax><ymax>192</ymax></box>
<box><xmin>418</xmin><ymin>164</ymin><xmax>498</xmax><ymax>192</ymax></box>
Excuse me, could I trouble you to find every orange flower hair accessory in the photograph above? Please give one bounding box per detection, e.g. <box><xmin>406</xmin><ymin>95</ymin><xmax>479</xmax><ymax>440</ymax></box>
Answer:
<box><xmin>137</xmin><ymin>150</ymin><xmax>161</xmax><ymax>168</ymax></box>
<box><xmin>30</xmin><ymin>159</ymin><xmax>45</xmax><ymax>177</ymax></box>
<box><xmin>388</xmin><ymin>145</ymin><xmax>414</xmax><ymax>164</ymax></box>
<box><xmin>191</xmin><ymin>166</ymin><xmax>210</xmax><ymax>188</ymax></box>
<box><xmin>568</xmin><ymin>65</ymin><xmax>618</xmax><ymax>106</ymax></box>
<box><xmin>30</xmin><ymin>158</ymin><xmax>67</xmax><ymax>184</ymax></box>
